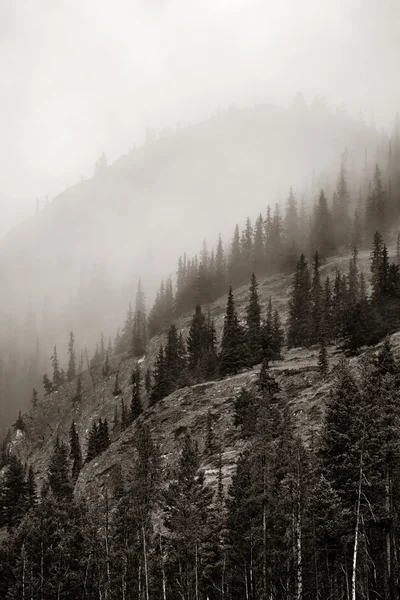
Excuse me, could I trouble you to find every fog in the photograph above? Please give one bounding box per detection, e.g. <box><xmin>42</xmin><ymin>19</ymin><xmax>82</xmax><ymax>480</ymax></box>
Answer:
<box><xmin>0</xmin><ymin>0</ymin><xmax>399</xmax><ymax>429</ymax></box>
<box><xmin>1</xmin><ymin>0</ymin><xmax>400</xmax><ymax>215</ymax></box>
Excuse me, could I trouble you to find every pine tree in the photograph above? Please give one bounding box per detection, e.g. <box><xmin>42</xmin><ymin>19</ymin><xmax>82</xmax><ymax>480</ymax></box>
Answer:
<box><xmin>284</xmin><ymin>187</ymin><xmax>298</xmax><ymax>246</ymax></box>
<box><xmin>287</xmin><ymin>254</ymin><xmax>312</xmax><ymax>347</ymax></box>
<box><xmin>67</xmin><ymin>331</ymin><xmax>76</xmax><ymax>381</ymax></box>
<box><xmin>48</xmin><ymin>437</ymin><xmax>73</xmax><ymax>501</ymax></box>
<box><xmin>228</xmin><ymin>224</ymin><xmax>246</xmax><ymax>287</ymax></box>
<box><xmin>97</xmin><ymin>418</ymin><xmax>110</xmax><ymax>452</ymax></box>
<box><xmin>163</xmin><ymin>432</ymin><xmax>213</xmax><ymax>599</ymax></box>
<box><xmin>42</xmin><ymin>373</ymin><xmax>53</xmax><ymax>395</ymax></box>
<box><xmin>132</xmin><ymin>279</ymin><xmax>148</xmax><ymax>358</ymax></box>
<box><xmin>253</xmin><ymin>214</ymin><xmax>265</xmax><ymax>274</ymax></box>
<box><xmin>215</xmin><ymin>234</ymin><xmax>227</xmax><ymax>295</ymax></box>
<box><xmin>13</xmin><ymin>410</ymin><xmax>25</xmax><ymax>432</ymax></box>
<box><xmin>246</xmin><ymin>273</ymin><xmax>262</xmax><ymax>366</ymax></box>
<box><xmin>51</xmin><ymin>345</ymin><xmax>62</xmax><ymax>388</ymax></box>
<box><xmin>31</xmin><ymin>387</ymin><xmax>38</xmax><ymax>407</ymax></box>
<box><xmin>130</xmin><ymin>366</ymin><xmax>143</xmax><ymax>422</ymax></box>
<box><xmin>112</xmin><ymin>372</ymin><xmax>122</xmax><ymax>396</ymax></box>
<box><xmin>187</xmin><ymin>304</ymin><xmax>208</xmax><ymax>381</ymax></box>
<box><xmin>164</xmin><ymin>324</ymin><xmax>185</xmax><ymax>394</ymax></box>
<box><xmin>117</xmin><ymin>303</ymin><xmax>134</xmax><ymax>353</ymax></box>
<box><xmin>311</xmin><ymin>251</ymin><xmax>323</xmax><ymax>343</ymax></box>
<box><xmin>69</xmin><ymin>420</ymin><xmax>82</xmax><ymax>482</ymax></box>
<box><xmin>220</xmin><ymin>287</ymin><xmax>248</xmax><ymax>376</ymax></box>
<box><xmin>309</xmin><ymin>190</ymin><xmax>335</xmax><ymax>258</ymax></box>
<box><xmin>3</xmin><ymin>454</ymin><xmax>27</xmax><ymax>528</ymax></box>
<box><xmin>85</xmin><ymin>422</ymin><xmax>99</xmax><ymax>462</ymax></box>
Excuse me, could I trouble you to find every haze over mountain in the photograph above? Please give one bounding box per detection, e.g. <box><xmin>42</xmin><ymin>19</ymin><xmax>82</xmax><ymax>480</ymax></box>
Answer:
<box><xmin>0</xmin><ymin>101</ymin><xmax>382</xmax><ymax>323</ymax></box>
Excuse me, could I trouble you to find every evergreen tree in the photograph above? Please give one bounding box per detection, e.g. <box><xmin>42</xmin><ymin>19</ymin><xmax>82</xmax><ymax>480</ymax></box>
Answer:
<box><xmin>31</xmin><ymin>387</ymin><xmax>38</xmax><ymax>407</ymax></box>
<box><xmin>164</xmin><ymin>324</ymin><xmax>186</xmax><ymax>394</ymax></box>
<box><xmin>253</xmin><ymin>214</ymin><xmax>265</xmax><ymax>274</ymax></box>
<box><xmin>284</xmin><ymin>187</ymin><xmax>298</xmax><ymax>246</ymax></box>
<box><xmin>117</xmin><ymin>303</ymin><xmax>134</xmax><ymax>353</ymax></box>
<box><xmin>187</xmin><ymin>304</ymin><xmax>208</xmax><ymax>381</ymax></box>
<box><xmin>287</xmin><ymin>254</ymin><xmax>312</xmax><ymax>347</ymax></box>
<box><xmin>42</xmin><ymin>373</ymin><xmax>53</xmax><ymax>395</ymax></box>
<box><xmin>13</xmin><ymin>410</ymin><xmax>25</xmax><ymax>432</ymax></box>
<box><xmin>163</xmin><ymin>432</ymin><xmax>213</xmax><ymax>599</ymax></box>
<box><xmin>311</xmin><ymin>251</ymin><xmax>323</xmax><ymax>343</ymax></box>
<box><xmin>97</xmin><ymin>418</ymin><xmax>110</xmax><ymax>452</ymax></box>
<box><xmin>246</xmin><ymin>273</ymin><xmax>262</xmax><ymax>366</ymax></box>
<box><xmin>51</xmin><ymin>345</ymin><xmax>62</xmax><ymax>388</ymax></box>
<box><xmin>130</xmin><ymin>366</ymin><xmax>143</xmax><ymax>422</ymax></box>
<box><xmin>215</xmin><ymin>234</ymin><xmax>227</xmax><ymax>295</ymax></box>
<box><xmin>112</xmin><ymin>372</ymin><xmax>122</xmax><ymax>396</ymax></box>
<box><xmin>85</xmin><ymin>422</ymin><xmax>98</xmax><ymax>462</ymax></box>
<box><xmin>2</xmin><ymin>454</ymin><xmax>27</xmax><ymax>528</ymax></box>
<box><xmin>228</xmin><ymin>224</ymin><xmax>246</xmax><ymax>286</ymax></box>
<box><xmin>309</xmin><ymin>190</ymin><xmax>335</xmax><ymax>258</ymax></box>
<box><xmin>67</xmin><ymin>331</ymin><xmax>76</xmax><ymax>381</ymax></box>
<box><xmin>69</xmin><ymin>420</ymin><xmax>82</xmax><ymax>482</ymax></box>
<box><xmin>132</xmin><ymin>279</ymin><xmax>148</xmax><ymax>358</ymax></box>
<box><xmin>220</xmin><ymin>287</ymin><xmax>248</xmax><ymax>376</ymax></box>
<box><xmin>48</xmin><ymin>437</ymin><xmax>73</xmax><ymax>501</ymax></box>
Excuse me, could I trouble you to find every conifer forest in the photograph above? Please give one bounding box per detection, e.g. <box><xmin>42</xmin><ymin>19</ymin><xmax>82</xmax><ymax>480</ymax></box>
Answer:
<box><xmin>2</xmin><ymin>3</ymin><xmax>400</xmax><ymax>599</ymax></box>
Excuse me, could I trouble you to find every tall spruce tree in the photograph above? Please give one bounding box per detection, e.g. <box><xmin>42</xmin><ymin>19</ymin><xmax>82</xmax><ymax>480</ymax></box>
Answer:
<box><xmin>246</xmin><ymin>273</ymin><xmax>262</xmax><ymax>366</ymax></box>
<box><xmin>287</xmin><ymin>254</ymin><xmax>311</xmax><ymax>347</ymax></box>
<box><xmin>67</xmin><ymin>331</ymin><xmax>76</xmax><ymax>381</ymax></box>
<box><xmin>132</xmin><ymin>279</ymin><xmax>148</xmax><ymax>358</ymax></box>
<box><xmin>220</xmin><ymin>287</ymin><xmax>248</xmax><ymax>376</ymax></box>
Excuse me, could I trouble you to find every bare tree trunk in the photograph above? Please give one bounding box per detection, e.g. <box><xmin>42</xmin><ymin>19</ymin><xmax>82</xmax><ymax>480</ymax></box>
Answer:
<box><xmin>159</xmin><ymin>531</ymin><xmax>167</xmax><ymax>600</ymax></box>
<box><xmin>352</xmin><ymin>446</ymin><xmax>364</xmax><ymax>600</ymax></box>
<box><xmin>296</xmin><ymin>493</ymin><xmax>303</xmax><ymax>600</ymax></box>
<box><xmin>122</xmin><ymin>553</ymin><xmax>127</xmax><ymax>600</ymax></box>
<box><xmin>195</xmin><ymin>541</ymin><xmax>199</xmax><ymax>600</ymax></box>
<box><xmin>385</xmin><ymin>468</ymin><xmax>392</xmax><ymax>600</ymax></box>
<box><xmin>263</xmin><ymin>456</ymin><xmax>267</xmax><ymax>599</ymax></box>
<box><xmin>40</xmin><ymin>541</ymin><xmax>44</xmax><ymax>600</ymax></box>
<box><xmin>142</xmin><ymin>525</ymin><xmax>150</xmax><ymax>600</ymax></box>
<box><xmin>244</xmin><ymin>564</ymin><xmax>249</xmax><ymax>600</ymax></box>
<box><xmin>22</xmin><ymin>543</ymin><xmax>26</xmax><ymax>600</ymax></box>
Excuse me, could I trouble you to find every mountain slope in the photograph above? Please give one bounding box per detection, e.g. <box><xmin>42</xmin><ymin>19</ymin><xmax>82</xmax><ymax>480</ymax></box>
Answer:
<box><xmin>6</xmin><ymin>248</ymin><xmax>384</xmax><ymax>499</ymax></box>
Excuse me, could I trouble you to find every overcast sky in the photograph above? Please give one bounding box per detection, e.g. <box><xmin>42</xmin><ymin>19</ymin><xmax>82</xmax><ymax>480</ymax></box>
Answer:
<box><xmin>0</xmin><ymin>0</ymin><xmax>399</xmax><ymax>230</ymax></box>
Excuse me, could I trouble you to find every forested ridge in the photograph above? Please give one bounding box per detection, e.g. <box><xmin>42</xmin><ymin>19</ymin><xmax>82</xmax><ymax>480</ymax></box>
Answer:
<box><xmin>1</xmin><ymin>114</ymin><xmax>400</xmax><ymax>598</ymax></box>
